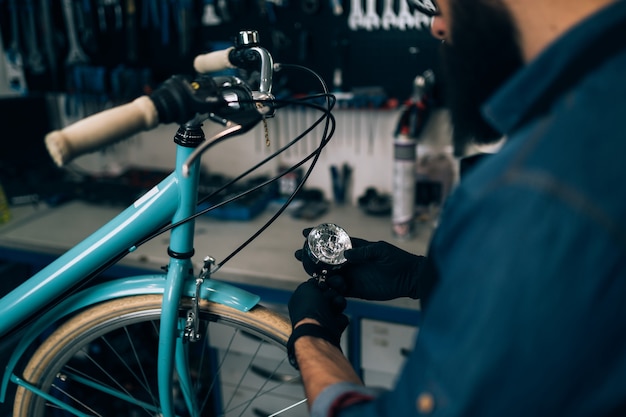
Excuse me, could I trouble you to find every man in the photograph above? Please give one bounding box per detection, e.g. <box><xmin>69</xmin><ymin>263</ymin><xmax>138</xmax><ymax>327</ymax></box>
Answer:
<box><xmin>287</xmin><ymin>0</ymin><xmax>626</xmax><ymax>416</ymax></box>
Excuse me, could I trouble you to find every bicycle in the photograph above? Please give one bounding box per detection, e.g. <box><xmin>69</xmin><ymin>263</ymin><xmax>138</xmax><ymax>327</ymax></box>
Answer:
<box><xmin>0</xmin><ymin>30</ymin><xmax>336</xmax><ymax>417</ymax></box>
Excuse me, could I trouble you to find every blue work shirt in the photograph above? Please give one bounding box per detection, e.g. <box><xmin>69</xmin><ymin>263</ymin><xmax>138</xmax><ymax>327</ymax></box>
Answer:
<box><xmin>312</xmin><ymin>1</ymin><xmax>626</xmax><ymax>416</ymax></box>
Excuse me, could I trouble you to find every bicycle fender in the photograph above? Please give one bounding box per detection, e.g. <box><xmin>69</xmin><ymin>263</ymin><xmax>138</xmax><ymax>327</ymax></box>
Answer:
<box><xmin>1</xmin><ymin>274</ymin><xmax>260</xmax><ymax>403</ymax></box>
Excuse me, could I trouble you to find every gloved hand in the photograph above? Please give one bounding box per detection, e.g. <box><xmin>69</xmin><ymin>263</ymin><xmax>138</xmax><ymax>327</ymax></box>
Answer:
<box><xmin>287</xmin><ymin>278</ymin><xmax>349</xmax><ymax>368</ymax></box>
<box><xmin>295</xmin><ymin>229</ymin><xmax>424</xmax><ymax>301</ymax></box>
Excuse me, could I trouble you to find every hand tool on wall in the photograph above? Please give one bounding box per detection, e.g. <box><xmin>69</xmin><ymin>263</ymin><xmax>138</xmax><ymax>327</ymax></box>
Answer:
<box><xmin>201</xmin><ymin>0</ymin><xmax>222</xmax><ymax>26</ymax></box>
<box><xmin>297</xmin><ymin>26</ymin><xmax>311</xmax><ymax>63</ymax></box>
<box><xmin>330</xmin><ymin>163</ymin><xmax>352</xmax><ymax>204</ymax></box>
<box><xmin>62</xmin><ymin>0</ymin><xmax>91</xmax><ymax>117</ymax></box>
<box><xmin>396</xmin><ymin>0</ymin><xmax>416</xmax><ymax>30</ymax></box>
<box><xmin>381</xmin><ymin>0</ymin><xmax>398</xmax><ymax>30</ymax></box>
<box><xmin>348</xmin><ymin>0</ymin><xmax>364</xmax><ymax>30</ymax></box>
<box><xmin>413</xmin><ymin>7</ymin><xmax>431</xmax><ymax>29</ymax></box>
<box><xmin>23</xmin><ymin>0</ymin><xmax>46</xmax><ymax>75</ymax></box>
<box><xmin>362</xmin><ymin>0</ymin><xmax>380</xmax><ymax>30</ymax></box>
<box><xmin>331</xmin><ymin>33</ymin><xmax>349</xmax><ymax>104</ymax></box>
<box><xmin>125</xmin><ymin>0</ymin><xmax>139</xmax><ymax>63</ymax></box>
<box><xmin>62</xmin><ymin>0</ymin><xmax>90</xmax><ymax>65</ymax></box>
<box><xmin>216</xmin><ymin>0</ymin><xmax>232</xmax><ymax>23</ymax></box>
<box><xmin>329</xmin><ymin>0</ymin><xmax>343</xmax><ymax>16</ymax></box>
<box><xmin>176</xmin><ymin>0</ymin><xmax>193</xmax><ymax>57</ymax></box>
<box><xmin>4</xmin><ymin>0</ymin><xmax>27</xmax><ymax>94</ymax></box>
<box><xmin>40</xmin><ymin>0</ymin><xmax>59</xmax><ymax>89</ymax></box>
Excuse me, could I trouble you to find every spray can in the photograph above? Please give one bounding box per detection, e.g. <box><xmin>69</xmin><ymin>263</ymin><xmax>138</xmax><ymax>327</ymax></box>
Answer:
<box><xmin>392</xmin><ymin>136</ymin><xmax>417</xmax><ymax>240</ymax></box>
<box><xmin>391</xmin><ymin>70</ymin><xmax>435</xmax><ymax>240</ymax></box>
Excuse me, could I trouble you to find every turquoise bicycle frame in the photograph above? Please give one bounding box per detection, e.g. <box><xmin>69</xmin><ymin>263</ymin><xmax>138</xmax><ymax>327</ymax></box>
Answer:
<box><xmin>0</xmin><ymin>127</ymin><xmax>261</xmax><ymax>416</ymax></box>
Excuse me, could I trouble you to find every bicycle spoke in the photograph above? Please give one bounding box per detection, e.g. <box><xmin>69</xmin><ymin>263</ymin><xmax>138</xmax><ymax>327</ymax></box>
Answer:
<box><xmin>267</xmin><ymin>398</ymin><xmax>308</xmax><ymax>417</ymax></box>
<box><xmin>223</xmin><ymin>335</ymin><xmax>264</xmax><ymax>413</ymax></box>
<box><xmin>120</xmin><ymin>324</ymin><xmax>158</xmax><ymax>402</ymax></box>
<box><xmin>14</xmin><ymin>297</ymin><xmax>294</xmax><ymax>417</ymax></box>
<box><xmin>50</xmin><ymin>381</ymin><xmax>104</xmax><ymax>416</ymax></box>
<box><xmin>59</xmin><ymin>368</ymin><xmax>159</xmax><ymax>415</ymax></box>
<box><xmin>98</xmin><ymin>335</ymin><xmax>154</xmax><ymax>399</ymax></box>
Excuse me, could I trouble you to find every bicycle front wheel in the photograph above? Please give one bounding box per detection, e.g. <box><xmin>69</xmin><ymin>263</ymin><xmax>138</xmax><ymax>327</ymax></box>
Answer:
<box><xmin>14</xmin><ymin>294</ymin><xmax>306</xmax><ymax>417</ymax></box>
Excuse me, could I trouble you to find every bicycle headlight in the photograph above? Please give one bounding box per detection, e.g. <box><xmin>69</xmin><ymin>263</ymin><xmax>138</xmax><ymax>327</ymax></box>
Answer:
<box><xmin>302</xmin><ymin>223</ymin><xmax>352</xmax><ymax>278</ymax></box>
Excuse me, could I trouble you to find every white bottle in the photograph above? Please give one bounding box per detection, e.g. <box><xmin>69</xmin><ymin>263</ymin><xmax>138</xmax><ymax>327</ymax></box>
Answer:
<box><xmin>392</xmin><ymin>135</ymin><xmax>417</xmax><ymax>240</ymax></box>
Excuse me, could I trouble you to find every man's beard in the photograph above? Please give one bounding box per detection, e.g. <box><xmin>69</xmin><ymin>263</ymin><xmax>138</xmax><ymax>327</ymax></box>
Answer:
<box><xmin>440</xmin><ymin>0</ymin><xmax>525</xmax><ymax>150</ymax></box>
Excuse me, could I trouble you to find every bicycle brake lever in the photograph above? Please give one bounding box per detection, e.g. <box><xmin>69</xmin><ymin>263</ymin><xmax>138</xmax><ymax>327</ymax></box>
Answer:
<box><xmin>151</xmin><ymin>73</ymin><xmax>273</xmax><ymax>125</ymax></box>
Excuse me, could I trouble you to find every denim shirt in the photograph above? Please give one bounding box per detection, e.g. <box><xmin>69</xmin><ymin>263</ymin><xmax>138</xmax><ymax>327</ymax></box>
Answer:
<box><xmin>311</xmin><ymin>1</ymin><xmax>626</xmax><ymax>416</ymax></box>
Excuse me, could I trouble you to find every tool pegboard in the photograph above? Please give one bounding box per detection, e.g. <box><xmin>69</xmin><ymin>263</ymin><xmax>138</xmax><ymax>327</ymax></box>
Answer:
<box><xmin>1</xmin><ymin>0</ymin><xmax>443</xmax><ymax>106</ymax></box>
<box><xmin>196</xmin><ymin>0</ymin><xmax>444</xmax><ymax>104</ymax></box>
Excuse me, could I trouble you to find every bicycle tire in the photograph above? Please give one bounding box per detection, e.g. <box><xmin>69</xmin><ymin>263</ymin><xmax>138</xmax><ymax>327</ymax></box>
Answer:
<box><xmin>14</xmin><ymin>294</ymin><xmax>306</xmax><ymax>417</ymax></box>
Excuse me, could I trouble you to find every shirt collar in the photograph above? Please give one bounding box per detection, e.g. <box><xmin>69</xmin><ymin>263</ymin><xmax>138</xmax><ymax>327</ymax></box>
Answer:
<box><xmin>481</xmin><ymin>0</ymin><xmax>626</xmax><ymax>135</ymax></box>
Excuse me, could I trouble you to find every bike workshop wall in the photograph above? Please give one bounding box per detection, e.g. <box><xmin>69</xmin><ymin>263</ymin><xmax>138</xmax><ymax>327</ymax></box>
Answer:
<box><xmin>1</xmin><ymin>0</ymin><xmax>452</xmax><ymax>207</ymax></box>
<box><xmin>1</xmin><ymin>0</ymin><xmax>443</xmax><ymax>101</ymax></box>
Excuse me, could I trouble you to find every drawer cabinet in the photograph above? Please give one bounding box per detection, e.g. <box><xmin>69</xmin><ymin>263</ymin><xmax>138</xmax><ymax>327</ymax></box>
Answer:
<box><xmin>360</xmin><ymin>319</ymin><xmax>418</xmax><ymax>389</ymax></box>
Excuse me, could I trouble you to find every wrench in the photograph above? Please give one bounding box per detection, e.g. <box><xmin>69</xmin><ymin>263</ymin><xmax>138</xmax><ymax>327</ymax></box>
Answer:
<box><xmin>125</xmin><ymin>0</ymin><xmax>138</xmax><ymax>62</ymax></box>
<box><xmin>40</xmin><ymin>0</ymin><xmax>58</xmax><ymax>87</ymax></box>
<box><xmin>381</xmin><ymin>0</ymin><xmax>398</xmax><ymax>30</ymax></box>
<box><xmin>217</xmin><ymin>0</ymin><xmax>232</xmax><ymax>22</ymax></box>
<box><xmin>177</xmin><ymin>0</ymin><xmax>193</xmax><ymax>56</ymax></box>
<box><xmin>348</xmin><ymin>0</ymin><xmax>364</xmax><ymax>30</ymax></box>
<box><xmin>24</xmin><ymin>0</ymin><xmax>46</xmax><ymax>74</ymax></box>
<box><xmin>413</xmin><ymin>9</ymin><xmax>431</xmax><ymax>29</ymax></box>
<box><xmin>362</xmin><ymin>0</ymin><xmax>380</xmax><ymax>30</ymax></box>
<box><xmin>202</xmin><ymin>0</ymin><xmax>222</xmax><ymax>26</ymax></box>
<box><xmin>329</xmin><ymin>0</ymin><xmax>343</xmax><ymax>15</ymax></box>
<box><xmin>396</xmin><ymin>0</ymin><xmax>416</xmax><ymax>30</ymax></box>
<box><xmin>62</xmin><ymin>0</ymin><xmax>90</xmax><ymax>65</ymax></box>
<box><xmin>5</xmin><ymin>0</ymin><xmax>27</xmax><ymax>93</ymax></box>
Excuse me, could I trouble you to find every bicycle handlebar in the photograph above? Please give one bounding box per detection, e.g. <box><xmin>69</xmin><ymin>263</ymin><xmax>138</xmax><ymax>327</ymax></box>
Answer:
<box><xmin>46</xmin><ymin>96</ymin><xmax>159</xmax><ymax>166</ymax></box>
<box><xmin>193</xmin><ymin>47</ymin><xmax>236</xmax><ymax>74</ymax></box>
<box><xmin>45</xmin><ymin>31</ymin><xmax>275</xmax><ymax>167</ymax></box>
<box><xmin>193</xmin><ymin>45</ymin><xmax>274</xmax><ymax>96</ymax></box>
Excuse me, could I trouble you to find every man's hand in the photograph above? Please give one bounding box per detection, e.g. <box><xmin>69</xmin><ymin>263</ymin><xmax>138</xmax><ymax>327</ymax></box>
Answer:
<box><xmin>295</xmin><ymin>229</ymin><xmax>424</xmax><ymax>300</ymax></box>
<box><xmin>287</xmin><ymin>278</ymin><xmax>349</xmax><ymax>369</ymax></box>
<box><xmin>288</xmin><ymin>278</ymin><xmax>349</xmax><ymax>335</ymax></box>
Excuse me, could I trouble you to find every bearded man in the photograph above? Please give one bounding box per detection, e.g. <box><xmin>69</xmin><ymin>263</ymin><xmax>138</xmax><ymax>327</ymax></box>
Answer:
<box><xmin>287</xmin><ymin>1</ymin><xmax>626</xmax><ymax>416</ymax></box>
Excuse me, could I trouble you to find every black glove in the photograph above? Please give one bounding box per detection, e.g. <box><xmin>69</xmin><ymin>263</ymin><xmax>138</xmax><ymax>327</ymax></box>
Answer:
<box><xmin>295</xmin><ymin>229</ymin><xmax>424</xmax><ymax>301</ymax></box>
<box><xmin>287</xmin><ymin>278</ymin><xmax>349</xmax><ymax>369</ymax></box>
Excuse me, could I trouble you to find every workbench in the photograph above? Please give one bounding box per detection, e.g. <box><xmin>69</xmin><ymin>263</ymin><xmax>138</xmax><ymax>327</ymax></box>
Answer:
<box><xmin>0</xmin><ymin>200</ymin><xmax>433</xmax><ymax>389</ymax></box>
